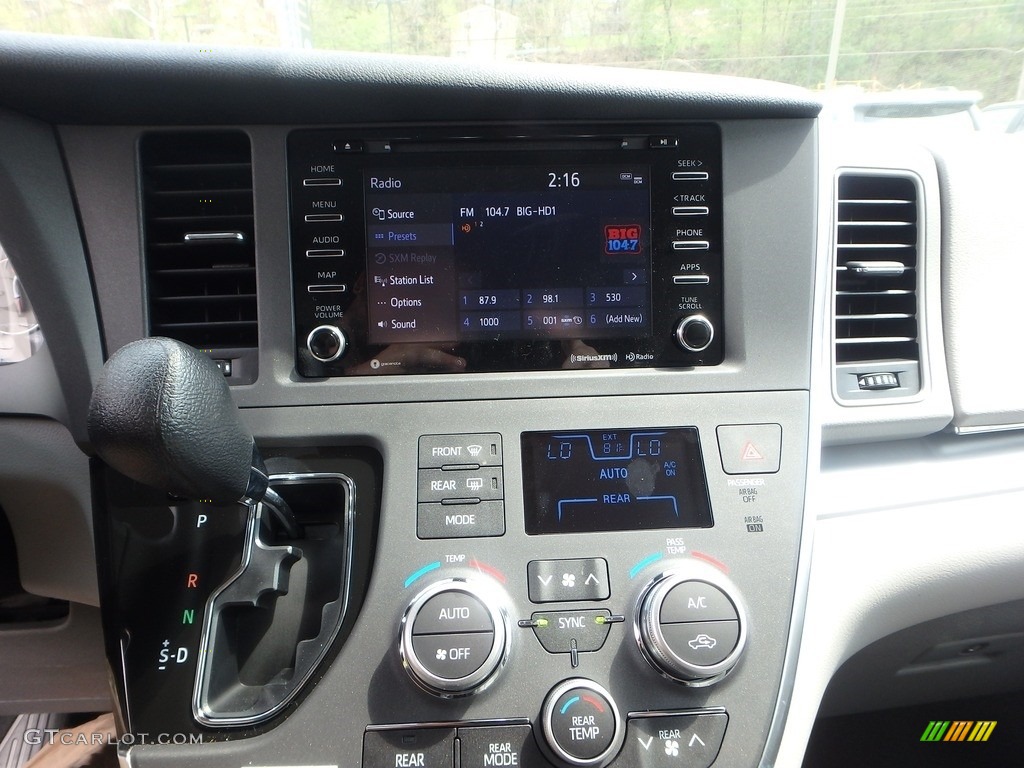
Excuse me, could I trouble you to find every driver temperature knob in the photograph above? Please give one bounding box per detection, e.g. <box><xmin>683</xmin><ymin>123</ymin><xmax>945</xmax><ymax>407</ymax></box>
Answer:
<box><xmin>400</xmin><ymin>579</ymin><xmax>509</xmax><ymax>697</ymax></box>
<box><xmin>635</xmin><ymin>563</ymin><xmax>747</xmax><ymax>686</ymax></box>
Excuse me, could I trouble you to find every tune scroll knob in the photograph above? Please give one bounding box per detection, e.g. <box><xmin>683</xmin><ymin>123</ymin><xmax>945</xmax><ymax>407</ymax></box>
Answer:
<box><xmin>674</xmin><ymin>315</ymin><xmax>714</xmax><ymax>353</ymax></box>
<box><xmin>399</xmin><ymin>579</ymin><xmax>509</xmax><ymax>697</ymax></box>
<box><xmin>306</xmin><ymin>324</ymin><xmax>347</xmax><ymax>362</ymax></box>
<box><xmin>635</xmin><ymin>564</ymin><xmax>747</xmax><ymax>686</ymax></box>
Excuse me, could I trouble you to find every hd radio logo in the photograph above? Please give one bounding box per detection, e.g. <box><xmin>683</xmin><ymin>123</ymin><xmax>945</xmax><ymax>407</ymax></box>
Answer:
<box><xmin>920</xmin><ymin>720</ymin><xmax>997</xmax><ymax>743</ymax></box>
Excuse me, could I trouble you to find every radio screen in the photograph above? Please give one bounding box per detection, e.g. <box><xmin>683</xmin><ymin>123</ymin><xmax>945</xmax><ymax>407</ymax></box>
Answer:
<box><xmin>363</xmin><ymin>165</ymin><xmax>651</xmax><ymax>345</ymax></box>
<box><xmin>521</xmin><ymin>428</ymin><xmax>713</xmax><ymax>535</ymax></box>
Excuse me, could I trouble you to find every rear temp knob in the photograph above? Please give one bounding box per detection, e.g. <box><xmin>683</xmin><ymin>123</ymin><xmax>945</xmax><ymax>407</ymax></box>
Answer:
<box><xmin>540</xmin><ymin>679</ymin><xmax>624</xmax><ymax>768</ymax></box>
<box><xmin>399</xmin><ymin>579</ymin><xmax>509</xmax><ymax>697</ymax></box>
<box><xmin>635</xmin><ymin>563</ymin><xmax>747</xmax><ymax>686</ymax></box>
<box><xmin>306</xmin><ymin>325</ymin><xmax>347</xmax><ymax>362</ymax></box>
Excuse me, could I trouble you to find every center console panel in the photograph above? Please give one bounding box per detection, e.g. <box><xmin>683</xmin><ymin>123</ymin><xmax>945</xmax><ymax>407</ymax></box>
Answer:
<box><xmin>100</xmin><ymin>392</ymin><xmax>807</xmax><ymax>768</ymax></box>
<box><xmin>86</xmin><ymin>117</ymin><xmax>817</xmax><ymax>768</ymax></box>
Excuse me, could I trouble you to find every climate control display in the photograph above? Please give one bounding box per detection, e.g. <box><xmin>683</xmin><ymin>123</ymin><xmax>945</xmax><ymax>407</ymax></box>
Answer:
<box><xmin>521</xmin><ymin>428</ymin><xmax>713</xmax><ymax>534</ymax></box>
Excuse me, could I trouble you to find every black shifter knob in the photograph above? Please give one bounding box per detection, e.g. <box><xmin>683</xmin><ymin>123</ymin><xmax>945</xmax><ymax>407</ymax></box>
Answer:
<box><xmin>87</xmin><ymin>337</ymin><xmax>264</xmax><ymax>506</ymax></box>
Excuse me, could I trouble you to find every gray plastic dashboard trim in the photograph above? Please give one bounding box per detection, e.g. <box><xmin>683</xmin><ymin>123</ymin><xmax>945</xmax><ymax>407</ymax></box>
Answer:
<box><xmin>756</xmin><ymin>121</ymin><xmax>825</xmax><ymax>768</ymax></box>
<box><xmin>0</xmin><ymin>108</ymin><xmax>104</xmax><ymax>444</ymax></box>
<box><xmin>776</xmin><ymin>431</ymin><xmax>1024</xmax><ymax>766</ymax></box>
<box><xmin>0</xmin><ymin>341</ymin><xmax>68</xmax><ymax>422</ymax></box>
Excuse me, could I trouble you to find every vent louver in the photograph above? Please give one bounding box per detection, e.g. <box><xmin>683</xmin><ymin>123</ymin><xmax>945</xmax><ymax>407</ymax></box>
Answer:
<box><xmin>141</xmin><ymin>132</ymin><xmax>257</xmax><ymax>351</ymax></box>
<box><xmin>834</xmin><ymin>172</ymin><xmax>921</xmax><ymax>399</ymax></box>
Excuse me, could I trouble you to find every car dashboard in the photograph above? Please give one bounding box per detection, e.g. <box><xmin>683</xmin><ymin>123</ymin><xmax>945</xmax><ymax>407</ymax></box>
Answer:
<box><xmin>1</xmin><ymin>31</ymin><xmax>1023</xmax><ymax>768</ymax></box>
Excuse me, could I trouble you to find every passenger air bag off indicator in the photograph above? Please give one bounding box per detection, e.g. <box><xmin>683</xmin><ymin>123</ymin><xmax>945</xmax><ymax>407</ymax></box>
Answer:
<box><xmin>604</xmin><ymin>225</ymin><xmax>643</xmax><ymax>254</ymax></box>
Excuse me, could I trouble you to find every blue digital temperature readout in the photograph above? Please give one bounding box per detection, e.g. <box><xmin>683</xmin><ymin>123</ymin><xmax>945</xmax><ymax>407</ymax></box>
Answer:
<box><xmin>522</xmin><ymin>428</ymin><xmax>713</xmax><ymax>535</ymax></box>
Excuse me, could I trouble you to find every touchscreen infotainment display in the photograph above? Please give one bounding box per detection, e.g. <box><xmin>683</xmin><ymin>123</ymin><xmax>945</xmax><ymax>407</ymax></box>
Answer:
<box><xmin>288</xmin><ymin>125</ymin><xmax>724</xmax><ymax>376</ymax></box>
<box><xmin>363</xmin><ymin>166</ymin><xmax>652</xmax><ymax>346</ymax></box>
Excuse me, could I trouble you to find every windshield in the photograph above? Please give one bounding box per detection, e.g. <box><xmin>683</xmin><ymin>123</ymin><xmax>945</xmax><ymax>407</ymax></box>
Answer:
<box><xmin>1</xmin><ymin>2</ymin><xmax>1022</xmax><ymax>114</ymax></box>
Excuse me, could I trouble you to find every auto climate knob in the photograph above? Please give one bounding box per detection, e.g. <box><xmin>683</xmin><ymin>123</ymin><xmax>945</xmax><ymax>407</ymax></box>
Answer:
<box><xmin>399</xmin><ymin>579</ymin><xmax>509</xmax><ymax>697</ymax></box>
<box><xmin>634</xmin><ymin>563</ymin><xmax>747</xmax><ymax>686</ymax></box>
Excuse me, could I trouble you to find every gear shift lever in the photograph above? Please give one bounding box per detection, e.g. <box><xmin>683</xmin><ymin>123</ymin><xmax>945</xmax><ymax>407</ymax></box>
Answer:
<box><xmin>87</xmin><ymin>337</ymin><xmax>299</xmax><ymax>537</ymax></box>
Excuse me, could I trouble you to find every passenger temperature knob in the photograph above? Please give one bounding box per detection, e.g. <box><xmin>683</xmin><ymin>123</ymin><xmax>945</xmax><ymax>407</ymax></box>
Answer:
<box><xmin>635</xmin><ymin>563</ymin><xmax>747</xmax><ymax>686</ymax></box>
<box><xmin>399</xmin><ymin>579</ymin><xmax>509</xmax><ymax>697</ymax></box>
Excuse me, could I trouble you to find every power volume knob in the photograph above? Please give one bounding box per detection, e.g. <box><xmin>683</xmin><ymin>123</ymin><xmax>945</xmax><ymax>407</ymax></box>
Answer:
<box><xmin>306</xmin><ymin>325</ymin><xmax>346</xmax><ymax>362</ymax></box>
<box><xmin>674</xmin><ymin>315</ymin><xmax>714</xmax><ymax>353</ymax></box>
<box><xmin>399</xmin><ymin>579</ymin><xmax>509</xmax><ymax>697</ymax></box>
<box><xmin>635</xmin><ymin>564</ymin><xmax>747</xmax><ymax>686</ymax></box>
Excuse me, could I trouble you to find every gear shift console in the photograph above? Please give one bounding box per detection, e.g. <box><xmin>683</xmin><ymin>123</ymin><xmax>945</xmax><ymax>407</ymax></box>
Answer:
<box><xmin>88</xmin><ymin>338</ymin><xmax>374</xmax><ymax>730</ymax></box>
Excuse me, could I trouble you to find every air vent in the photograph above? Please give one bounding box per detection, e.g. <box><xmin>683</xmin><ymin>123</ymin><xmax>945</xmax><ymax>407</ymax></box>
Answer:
<box><xmin>140</xmin><ymin>132</ymin><xmax>257</xmax><ymax>351</ymax></box>
<box><xmin>834</xmin><ymin>172</ymin><xmax>921</xmax><ymax>400</ymax></box>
